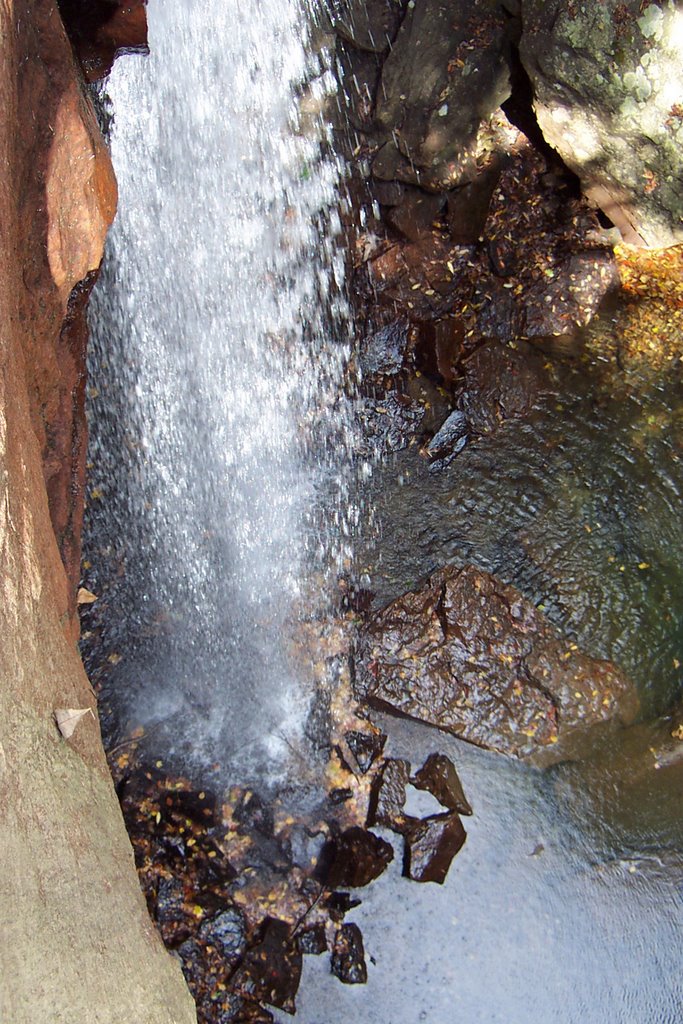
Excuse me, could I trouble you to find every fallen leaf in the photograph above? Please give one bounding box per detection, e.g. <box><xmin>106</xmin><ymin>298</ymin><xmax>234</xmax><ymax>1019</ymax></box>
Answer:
<box><xmin>77</xmin><ymin>587</ymin><xmax>98</xmax><ymax>605</ymax></box>
<box><xmin>54</xmin><ymin>707</ymin><xmax>95</xmax><ymax>739</ymax></box>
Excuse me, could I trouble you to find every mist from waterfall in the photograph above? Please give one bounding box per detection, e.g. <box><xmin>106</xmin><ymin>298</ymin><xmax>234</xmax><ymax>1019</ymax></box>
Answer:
<box><xmin>85</xmin><ymin>0</ymin><xmax>356</xmax><ymax>785</ymax></box>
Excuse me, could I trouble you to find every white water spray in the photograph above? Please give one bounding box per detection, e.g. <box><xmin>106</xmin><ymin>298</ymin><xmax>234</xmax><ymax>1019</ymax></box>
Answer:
<box><xmin>86</xmin><ymin>0</ymin><xmax>355</xmax><ymax>783</ymax></box>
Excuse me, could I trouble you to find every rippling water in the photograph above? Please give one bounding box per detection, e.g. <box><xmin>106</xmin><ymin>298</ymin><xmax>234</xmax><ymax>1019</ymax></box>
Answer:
<box><xmin>84</xmin><ymin>0</ymin><xmax>354</xmax><ymax>783</ymax></box>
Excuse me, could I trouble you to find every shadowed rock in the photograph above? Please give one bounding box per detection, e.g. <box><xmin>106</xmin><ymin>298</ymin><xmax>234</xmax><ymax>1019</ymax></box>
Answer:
<box><xmin>316</xmin><ymin>826</ymin><xmax>394</xmax><ymax>888</ymax></box>
<box><xmin>231</xmin><ymin>918</ymin><xmax>302</xmax><ymax>1014</ymax></box>
<box><xmin>367</xmin><ymin>757</ymin><xmax>411</xmax><ymax>831</ymax></box>
<box><xmin>331</xmin><ymin>923</ymin><xmax>368</xmax><ymax>984</ymax></box>
<box><xmin>412</xmin><ymin>753</ymin><xmax>473</xmax><ymax>816</ymax></box>
<box><xmin>359</xmin><ymin>564</ymin><xmax>639</xmax><ymax>762</ymax></box>
<box><xmin>403</xmin><ymin>813</ymin><xmax>467</xmax><ymax>884</ymax></box>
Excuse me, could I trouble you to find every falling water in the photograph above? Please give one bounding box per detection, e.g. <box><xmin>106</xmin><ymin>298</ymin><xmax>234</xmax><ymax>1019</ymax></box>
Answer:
<box><xmin>85</xmin><ymin>0</ymin><xmax>355</xmax><ymax>785</ymax></box>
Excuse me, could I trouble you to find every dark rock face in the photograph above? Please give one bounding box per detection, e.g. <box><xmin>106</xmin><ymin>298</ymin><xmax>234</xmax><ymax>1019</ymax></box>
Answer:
<box><xmin>373</xmin><ymin>0</ymin><xmax>514</xmax><ymax>190</ymax></box>
<box><xmin>520</xmin><ymin>0</ymin><xmax>683</xmax><ymax>248</ymax></box>
<box><xmin>331</xmin><ymin>923</ymin><xmax>368</xmax><ymax>985</ymax></box>
<box><xmin>231</xmin><ymin>918</ymin><xmax>302</xmax><ymax>1014</ymax></box>
<box><xmin>58</xmin><ymin>0</ymin><xmax>148</xmax><ymax>81</ymax></box>
<box><xmin>359</xmin><ymin>564</ymin><xmax>639</xmax><ymax>762</ymax></box>
<box><xmin>367</xmin><ymin>757</ymin><xmax>411</xmax><ymax>831</ymax></box>
<box><xmin>316</xmin><ymin>826</ymin><xmax>394</xmax><ymax>888</ymax></box>
<box><xmin>403</xmin><ymin>813</ymin><xmax>467</xmax><ymax>884</ymax></box>
<box><xmin>412</xmin><ymin>753</ymin><xmax>472</xmax><ymax>817</ymax></box>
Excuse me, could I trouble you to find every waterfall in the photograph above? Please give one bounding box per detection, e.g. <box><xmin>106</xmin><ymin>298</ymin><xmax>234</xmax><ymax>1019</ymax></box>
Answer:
<box><xmin>85</xmin><ymin>0</ymin><xmax>355</xmax><ymax>785</ymax></box>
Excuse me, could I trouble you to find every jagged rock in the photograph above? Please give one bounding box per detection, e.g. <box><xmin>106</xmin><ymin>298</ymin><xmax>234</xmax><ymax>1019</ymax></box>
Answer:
<box><xmin>199</xmin><ymin>908</ymin><xmax>247</xmax><ymax>966</ymax></box>
<box><xmin>297</xmin><ymin>923</ymin><xmax>328</xmax><ymax>956</ymax></box>
<box><xmin>359</xmin><ymin>318</ymin><xmax>410</xmax><ymax>377</ymax></box>
<box><xmin>412</xmin><ymin>753</ymin><xmax>473</xmax><ymax>816</ymax></box>
<box><xmin>231</xmin><ymin>918</ymin><xmax>302</xmax><ymax>1014</ymax></box>
<box><xmin>520</xmin><ymin>0</ymin><xmax>683</xmax><ymax>248</ymax></box>
<box><xmin>331</xmin><ymin>923</ymin><xmax>368</xmax><ymax>984</ymax></box>
<box><xmin>359</xmin><ymin>564</ymin><xmax>639</xmax><ymax>762</ymax></box>
<box><xmin>426</xmin><ymin>409</ymin><xmax>469</xmax><ymax>468</ymax></box>
<box><xmin>316</xmin><ymin>826</ymin><xmax>394</xmax><ymax>887</ymax></box>
<box><xmin>367</xmin><ymin>757</ymin><xmax>411</xmax><ymax>831</ymax></box>
<box><xmin>385</xmin><ymin>188</ymin><xmax>446</xmax><ymax>242</ymax></box>
<box><xmin>403</xmin><ymin>813</ymin><xmax>467</xmax><ymax>884</ymax></box>
<box><xmin>522</xmin><ymin>251</ymin><xmax>621</xmax><ymax>337</ymax></box>
<box><xmin>344</xmin><ymin>728</ymin><xmax>387</xmax><ymax>773</ymax></box>
<box><xmin>374</xmin><ymin>0</ymin><xmax>513</xmax><ymax>189</ymax></box>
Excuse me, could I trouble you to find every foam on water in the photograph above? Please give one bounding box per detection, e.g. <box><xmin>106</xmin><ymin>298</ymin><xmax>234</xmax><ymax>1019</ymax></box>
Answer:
<box><xmin>85</xmin><ymin>0</ymin><xmax>354</xmax><ymax>783</ymax></box>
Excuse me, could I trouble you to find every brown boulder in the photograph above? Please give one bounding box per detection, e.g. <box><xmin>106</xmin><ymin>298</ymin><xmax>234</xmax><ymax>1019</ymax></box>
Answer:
<box><xmin>358</xmin><ymin>564</ymin><xmax>639</xmax><ymax>762</ymax></box>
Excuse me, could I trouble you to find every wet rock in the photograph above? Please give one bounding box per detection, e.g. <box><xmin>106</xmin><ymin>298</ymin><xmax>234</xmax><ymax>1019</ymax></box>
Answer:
<box><xmin>297</xmin><ymin>923</ymin><xmax>328</xmax><ymax>956</ymax></box>
<box><xmin>522</xmin><ymin>252</ymin><xmax>621</xmax><ymax>337</ymax></box>
<box><xmin>520</xmin><ymin>0</ymin><xmax>683</xmax><ymax>248</ymax></box>
<box><xmin>154</xmin><ymin>876</ymin><xmax>191</xmax><ymax>947</ymax></box>
<box><xmin>359</xmin><ymin>564</ymin><xmax>639</xmax><ymax>762</ymax></box>
<box><xmin>344</xmin><ymin>728</ymin><xmax>387</xmax><ymax>773</ymax></box>
<box><xmin>447</xmin><ymin>162</ymin><xmax>505</xmax><ymax>245</ymax></box>
<box><xmin>316</xmin><ymin>826</ymin><xmax>394</xmax><ymax>887</ymax></box>
<box><xmin>199</xmin><ymin>908</ymin><xmax>247</xmax><ymax>966</ymax></box>
<box><xmin>403</xmin><ymin>813</ymin><xmax>467</xmax><ymax>884</ymax></box>
<box><xmin>374</xmin><ymin>0</ymin><xmax>513</xmax><ymax>189</ymax></box>
<box><xmin>331</xmin><ymin>0</ymin><xmax>405</xmax><ymax>54</ymax></box>
<box><xmin>425</xmin><ymin>409</ymin><xmax>469</xmax><ymax>468</ymax></box>
<box><xmin>359</xmin><ymin>318</ymin><xmax>410</xmax><ymax>377</ymax></box>
<box><xmin>358</xmin><ymin>391</ymin><xmax>425</xmax><ymax>455</ymax></box>
<box><xmin>367</xmin><ymin>758</ymin><xmax>411</xmax><ymax>831</ymax></box>
<box><xmin>331</xmin><ymin>923</ymin><xmax>368</xmax><ymax>985</ymax></box>
<box><xmin>370</xmin><ymin>179</ymin><xmax>407</xmax><ymax>208</ymax></box>
<box><xmin>323</xmin><ymin>891</ymin><xmax>362</xmax><ymax>923</ymax></box>
<box><xmin>231</xmin><ymin>918</ymin><xmax>301</xmax><ymax>1014</ymax></box>
<box><xmin>412</xmin><ymin>753</ymin><xmax>472</xmax><ymax>816</ymax></box>
<box><xmin>426</xmin><ymin>341</ymin><xmax>547</xmax><ymax>469</ymax></box>
<box><xmin>58</xmin><ymin>0</ymin><xmax>148</xmax><ymax>81</ymax></box>
<box><xmin>475</xmin><ymin>279</ymin><xmax>522</xmax><ymax>342</ymax></box>
<box><xmin>385</xmin><ymin>189</ymin><xmax>446</xmax><ymax>243</ymax></box>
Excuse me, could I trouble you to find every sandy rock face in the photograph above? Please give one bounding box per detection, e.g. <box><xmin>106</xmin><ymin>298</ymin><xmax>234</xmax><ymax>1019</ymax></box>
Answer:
<box><xmin>358</xmin><ymin>565</ymin><xmax>639</xmax><ymax>763</ymax></box>
<box><xmin>0</xmin><ymin>2</ymin><xmax>196</xmax><ymax>1021</ymax></box>
<box><xmin>520</xmin><ymin>0</ymin><xmax>683</xmax><ymax>248</ymax></box>
<box><xmin>16</xmin><ymin>0</ymin><xmax>118</xmax><ymax>612</ymax></box>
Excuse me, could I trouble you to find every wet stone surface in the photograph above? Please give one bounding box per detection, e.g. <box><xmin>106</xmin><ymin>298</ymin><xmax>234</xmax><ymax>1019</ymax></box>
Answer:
<box><xmin>358</xmin><ymin>563</ymin><xmax>640</xmax><ymax>763</ymax></box>
<box><xmin>331</xmin><ymin>923</ymin><xmax>368</xmax><ymax>985</ymax></box>
<box><xmin>403</xmin><ymin>812</ymin><xmax>468</xmax><ymax>885</ymax></box>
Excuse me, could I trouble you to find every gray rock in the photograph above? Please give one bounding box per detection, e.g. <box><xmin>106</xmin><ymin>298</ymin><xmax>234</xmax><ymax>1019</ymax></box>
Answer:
<box><xmin>520</xmin><ymin>0</ymin><xmax>683</xmax><ymax>248</ymax></box>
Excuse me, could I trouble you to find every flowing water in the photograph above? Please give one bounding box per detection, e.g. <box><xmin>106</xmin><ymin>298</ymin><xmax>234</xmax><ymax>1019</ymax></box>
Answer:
<box><xmin>85</xmin><ymin>0</ymin><xmax>354</xmax><ymax>785</ymax></box>
<box><xmin>82</xmin><ymin>2</ymin><xmax>683</xmax><ymax>1020</ymax></box>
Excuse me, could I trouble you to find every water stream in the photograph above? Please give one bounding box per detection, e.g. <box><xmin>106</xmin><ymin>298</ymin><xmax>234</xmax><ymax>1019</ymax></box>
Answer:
<box><xmin>85</xmin><ymin>0</ymin><xmax>353</xmax><ymax>786</ymax></box>
<box><xmin>82</xmin><ymin>2</ymin><xmax>683</xmax><ymax>1020</ymax></box>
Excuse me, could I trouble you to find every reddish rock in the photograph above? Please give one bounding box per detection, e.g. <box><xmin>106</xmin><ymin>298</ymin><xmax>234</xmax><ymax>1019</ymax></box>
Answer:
<box><xmin>403</xmin><ymin>813</ymin><xmax>467</xmax><ymax>884</ymax></box>
<box><xmin>359</xmin><ymin>564</ymin><xmax>639</xmax><ymax>762</ymax></box>
<box><xmin>58</xmin><ymin>0</ymin><xmax>149</xmax><ymax>81</ymax></box>
<box><xmin>367</xmin><ymin>757</ymin><xmax>411</xmax><ymax>832</ymax></box>
<box><xmin>412</xmin><ymin>753</ymin><xmax>472</xmax><ymax>817</ymax></box>
<box><xmin>16</xmin><ymin>0</ymin><xmax>117</xmax><ymax>628</ymax></box>
<box><xmin>316</xmin><ymin>826</ymin><xmax>394</xmax><ymax>888</ymax></box>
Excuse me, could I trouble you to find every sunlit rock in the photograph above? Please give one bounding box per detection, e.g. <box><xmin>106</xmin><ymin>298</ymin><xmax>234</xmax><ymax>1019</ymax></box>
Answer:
<box><xmin>520</xmin><ymin>0</ymin><xmax>683</xmax><ymax>248</ymax></box>
<box><xmin>358</xmin><ymin>564</ymin><xmax>639</xmax><ymax>763</ymax></box>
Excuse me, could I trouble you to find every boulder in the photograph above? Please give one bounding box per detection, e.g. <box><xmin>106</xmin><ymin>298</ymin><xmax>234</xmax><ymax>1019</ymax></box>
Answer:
<box><xmin>331</xmin><ymin>923</ymin><xmax>368</xmax><ymax>985</ymax></box>
<box><xmin>374</xmin><ymin>0</ymin><xmax>514</xmax><ymax>189</ymax></box>
<box><xmin>358</xmin><ymin>564</ymin><xmax>639</xmax><ymax>762</ymax></box>
<box><xmin>520</xmin><ymin>0</ymin><xmax>683</xmax><ymax>248</ymax></box>
<box><xmin>0</xmin><ymin>3</ymin><xmax>195</xmax><ymax>1021</ymax></box>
